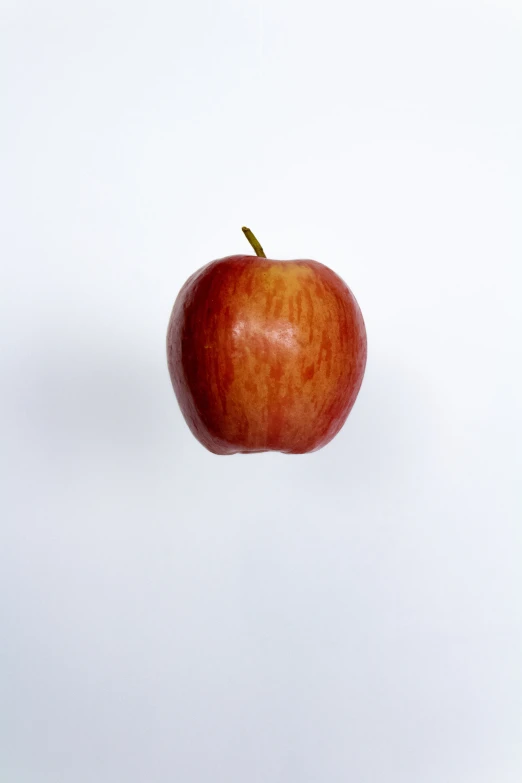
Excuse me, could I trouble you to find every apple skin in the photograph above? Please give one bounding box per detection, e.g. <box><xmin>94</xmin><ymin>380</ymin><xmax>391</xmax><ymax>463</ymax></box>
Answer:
<box><xmin>167</xmin><ymin>254</ymin><xmax>367</xmax><ymax>454</ymax></box>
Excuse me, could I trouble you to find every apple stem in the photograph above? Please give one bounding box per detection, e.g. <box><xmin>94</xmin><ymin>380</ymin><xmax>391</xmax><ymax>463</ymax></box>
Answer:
<box><xmin>242</xmin><ymin>227</ymin><xmax>266</xmax><ymax>258</ymax></box>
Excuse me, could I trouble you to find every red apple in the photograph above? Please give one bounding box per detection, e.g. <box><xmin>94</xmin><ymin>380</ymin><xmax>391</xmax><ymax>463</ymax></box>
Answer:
<box><xmin>166</xmin><ymin>228</ymin><xmax>367</xmax><ymax>454</ymax></box>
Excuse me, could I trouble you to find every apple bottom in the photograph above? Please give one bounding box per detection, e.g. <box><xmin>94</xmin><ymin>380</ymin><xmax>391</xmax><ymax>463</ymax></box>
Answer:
<box><xmin>169</xmin><ymin>323</ymin><xmax>367</xmax><ymax>455</ymax></box>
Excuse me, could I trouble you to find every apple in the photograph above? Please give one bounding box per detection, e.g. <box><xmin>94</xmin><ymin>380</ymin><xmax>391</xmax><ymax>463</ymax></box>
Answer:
<box><xmin>166</xmin><ymin>228</ymin><xmax>367</xmax><ymax>454</ymax></box>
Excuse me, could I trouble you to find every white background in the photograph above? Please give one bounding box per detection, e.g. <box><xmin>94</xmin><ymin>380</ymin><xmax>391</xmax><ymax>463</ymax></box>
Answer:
<box><xmin>1</xmin><ymin>0</ymin><xmax>522</xmax><ymax>781</ymax></box>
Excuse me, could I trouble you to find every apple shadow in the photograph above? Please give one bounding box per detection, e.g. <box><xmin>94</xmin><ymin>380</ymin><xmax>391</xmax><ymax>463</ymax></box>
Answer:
<box><xmin>9</xmin><ymin>327</ymin><xmax>185</xmax><ymax>464</ymax></box>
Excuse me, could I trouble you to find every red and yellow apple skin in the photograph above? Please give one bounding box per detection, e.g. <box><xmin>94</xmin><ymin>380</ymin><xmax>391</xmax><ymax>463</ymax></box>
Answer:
<box><xmin>167</xmin><ymin>254</ymin><xmax>367</xmax><ymax>454</ymax></box>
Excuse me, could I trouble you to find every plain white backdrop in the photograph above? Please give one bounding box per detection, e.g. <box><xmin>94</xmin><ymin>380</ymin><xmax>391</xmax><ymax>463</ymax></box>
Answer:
<box><xmin>1</xmin><ymin>0</ymin><xmax>521</xmax><ymax>781</ymax></box>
